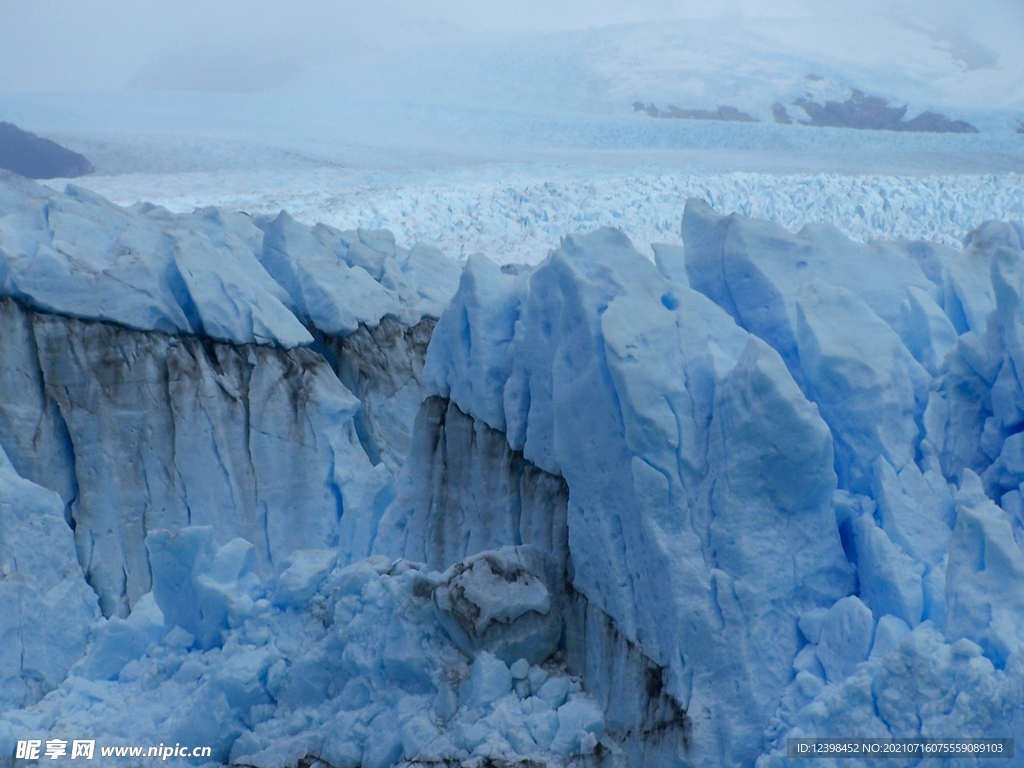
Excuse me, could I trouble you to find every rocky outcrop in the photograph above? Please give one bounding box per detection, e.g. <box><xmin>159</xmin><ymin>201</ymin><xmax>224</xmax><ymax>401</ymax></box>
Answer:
<box><xmin>636</xmin><ymin>90</ymin><xmax>980</xmax><ymax>134</ymax></box>
<box><xmin>632</xmin><ymin>102</ymin><xmax>757</xmax><ymax>122</ymax></box>
<box><xmin>793</xmin><ymin>90</ymin><xmax>978</xmax><ymax>133</ymax></box>
<box><xmin>771</xmin><ymin>103</ymin><xmax>793</xmax><ymax>124</ymax></box>
<box><xmin>0</xmin><ymin>122</ymin><xmax>93</xmax><ymax>179</ymax></box>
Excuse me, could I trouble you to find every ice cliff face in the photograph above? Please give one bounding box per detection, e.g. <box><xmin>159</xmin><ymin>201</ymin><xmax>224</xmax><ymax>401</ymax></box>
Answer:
<box><xmin>0</xmin><ymin>175</ymin><xmax>608</xmax><ymax>768</ymax></box>
<box><xmin>1</xmin><ymin>170</ymin><xmax>1024</xmax><ymax>768</ymax></box>
<box><xmin>402</xmin><ymin>237</ymin><xmax>857</xmax><ymax>766</ymax></box>
<box><xmin>0</xmin><ymin>299</ymin><xmax>396</xmax><ymax>619</ymax></box>
<box><xmin>382</xmin><ymin>208</ymin><xmax>1024</xmax><ymax>765</ymax></box>
<box><xmin>0</xmin><ymin>170</ymin><xmax>461</xmax><ymax>621</ymax></box>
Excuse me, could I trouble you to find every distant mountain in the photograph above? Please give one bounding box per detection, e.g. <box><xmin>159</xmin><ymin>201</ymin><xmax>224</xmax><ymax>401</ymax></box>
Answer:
<box><xmin>633</xmin><ymin>103</ymin><xmax>758</xmax><ymax>122</ymax></box>
<box><xmin>783</xmin><ymin>90</ymin><xmax>978</xmax><ymax>133</ymax></box>
<box><xmin>571</xmin><ymin>14</ymin><xmax>1022</xmax><ymax>122</ymax></box>
<box><xmin>0</xmin><ymin>121</ymin><xmax>93</xmax><ymax>179</ymax></box>
<box><xmin>634</xmin><ymin>88</ymin><xmax>979</xmax><ymax>133</ymax></box>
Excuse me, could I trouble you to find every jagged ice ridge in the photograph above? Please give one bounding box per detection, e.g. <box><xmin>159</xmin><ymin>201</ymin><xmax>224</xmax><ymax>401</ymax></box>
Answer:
<box><xmin>67</xmin><ymin>168</ymin><xmax>1024</xmax><ymax>264</ymax></box>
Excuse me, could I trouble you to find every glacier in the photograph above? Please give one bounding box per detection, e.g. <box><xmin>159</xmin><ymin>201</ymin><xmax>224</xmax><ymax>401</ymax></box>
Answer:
<box><xmin>0</xmin><ymin>168</ymin><xmax>1023</xmax><ymax>767</ymax></box>
<box><xmin>62</xmin><ymin>167</ymin><xmax>1024</xmax><ymax>265</ymax></box>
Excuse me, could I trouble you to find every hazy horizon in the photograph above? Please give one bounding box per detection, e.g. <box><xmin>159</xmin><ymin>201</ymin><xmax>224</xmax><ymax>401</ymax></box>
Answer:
<box><xmin>3</xmin><ymin>0</ymin><xmax>1022</xmax><ymax>94</ymax></box>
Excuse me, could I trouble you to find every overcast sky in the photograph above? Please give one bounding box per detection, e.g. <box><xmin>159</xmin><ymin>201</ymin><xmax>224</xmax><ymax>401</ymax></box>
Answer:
<box><xmin>1</xmin><ymin>0</ymin><xmax>1020</xmax><ymax>93</ymax></box>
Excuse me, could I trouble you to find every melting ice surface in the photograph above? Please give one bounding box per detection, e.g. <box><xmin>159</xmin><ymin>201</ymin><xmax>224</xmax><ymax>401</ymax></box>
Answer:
<box><xmin>0</xmin><ymin>169</ymin><xmax>1023</xmax><ymax>767</ymax></box>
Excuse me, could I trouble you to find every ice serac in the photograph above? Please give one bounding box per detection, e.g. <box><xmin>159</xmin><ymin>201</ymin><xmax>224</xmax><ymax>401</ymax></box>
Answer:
<box><xmin>0</xmin><ymin>179</ymin><xmax>299</xmax><ymax>345</ymax></box>
<box><xmin>260</xmin><ymin>211</ymin><xmax>401</xmax><ymax>336</ymax></box>
<box><xmin>166</xmin><ymin>227</ymin><xmax>312</xmax><ymax>348</ymax></box>
<box><xmin>3</xmin><ymin>191</ymin><xmax>193</xmax><ymax>336</ymax></box>
<box><xmin>684</xmin><ymin>200</ymin><xmax>961</xmax><ymax>620</ymax></box>
<box><xmin>0</xmin><ymin>175</ymin><xmax>462</xmax><ymax>349</ymax></box>
<box><xmin>676</xmin><ymin>202</ymin><xmax>1024</xmax><ymax>765</ymax></box>
<box><xmin>424</xmin><ymin>253</ymin><xmax>521</xmax><ymax>434</ymax></box>
<box><xmin>704</xmin><ymin>334</ymin><xmax>855</xmax><ymax>697</ymax></box>
<box><xmin>400</xmin><ymin>241</ymin><xmax>465</xmax><ymax>321</ymax></box>
<box><xmin>796</xmin><ymin>279</ymin><xmax>928</xmax><ymax>492</ymax></box>
<box><xmin>414</xmin><ymin>226</ymin><xmax>854</xmax><ymax>766</ymax></box>
<box><xmin>925</xmin><ymin>223</ymin><xmax>1024</xmax><ymax>488</ymax></box>
<box><xmin>682</xmin><ymin>197</ymin><xmax>942</xmax><ymax>379</ymax></box>
<box><xmin>946</xmin><ymin>472</ymin><xmax>1024</xmax><ymax>667</ymax></box>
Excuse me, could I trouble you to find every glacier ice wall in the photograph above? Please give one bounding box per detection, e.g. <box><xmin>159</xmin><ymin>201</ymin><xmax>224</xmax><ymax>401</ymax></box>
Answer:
<box><xmin>0</xmin><ymin>174</ymin><xmax>611</xmax><ymax>768</ymax></box>
<box><xmin>0</xmin><ymin>171</ymin><xmax>461</xmax><ymax>618</ymax></box>
<box><xmin>2</xmin><ymin>169</ymin><xmax>1024</xmax><ymax>767</ymax></box>
<box><xmin>412</xmin><ymin>234</ymin><xmax>859</xmax><ymax>766</ymax></box>
<box><xmin>680</xmin><ymin>201</ymin><xmax>1024</xmax><ymax>765</ymax></box>
<box><xmin>1</xmin><ymin>298</ymin><xmax>395</xmax><ymax>617</ymax></box>
<box><xmin>325</xmin><ymin>317</ymin><xmax>436</xmax><ymax>479</ymax></box>
<box><xmin>386</xmin><ymin>204</ymin><xmax>1024</xmax><ymax>765</ymax></box>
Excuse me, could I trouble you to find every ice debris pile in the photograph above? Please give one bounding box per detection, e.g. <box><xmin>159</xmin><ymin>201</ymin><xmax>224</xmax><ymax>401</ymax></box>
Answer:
<box><xmin>2</xmin><ymin>167</ymin><xmax>1024</xmax><ymax>767</ymax></box>
<box><xmin>3</xmin><ymin>517</ymin><xmax>604</xmax><ymax>767</ymax></box>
